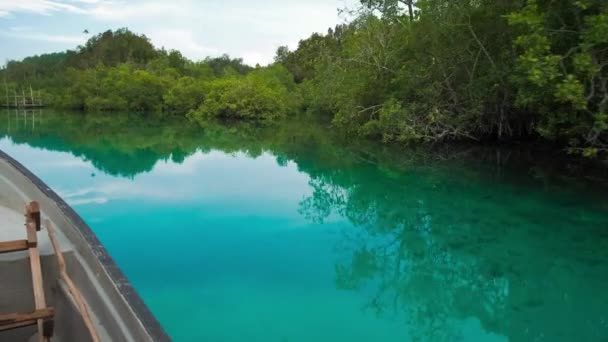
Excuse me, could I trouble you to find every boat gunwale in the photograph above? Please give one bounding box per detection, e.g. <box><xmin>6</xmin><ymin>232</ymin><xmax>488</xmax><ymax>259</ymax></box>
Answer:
<box><xmin>0</xmin><ymin>148</ymin><xmax>171</xmax><ymax>342</ymax></box>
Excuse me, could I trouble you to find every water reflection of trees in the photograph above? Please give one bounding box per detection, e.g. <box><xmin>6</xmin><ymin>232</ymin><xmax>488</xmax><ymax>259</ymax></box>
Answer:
<box><xmin>0</xmin><ymin>111</ymin><xmax>205</xmax><ymax>177</ymax></box>
<box><xmin>2</xmin><ymin>110</ymin><xmax>608</xmax><ymax>341</ymax></box>
<box><xmin>334</xmin><ymin>202</ymin><xmax>510</xmax><ymax>341</ymax></box>
<box><xmin>2</xmin><ymin>109</ymin><xmax>605</xmax><ymax>183</ymax></box>
<box><xmin>298</xmin><ymin>158</ymin><xmax>608</xmax><ymax>341</ymax></box>
<box><xmin>299</xmin><ymin>170</ymin><xmax>509</xmax><ymax>340</ymax></box>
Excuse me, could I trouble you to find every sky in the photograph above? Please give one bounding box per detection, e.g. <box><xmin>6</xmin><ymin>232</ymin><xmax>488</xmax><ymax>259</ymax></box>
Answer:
<box><xmin>0</xmin><ymin>0</ymin><xmax>355</xmax><ymax>66</ymax></box>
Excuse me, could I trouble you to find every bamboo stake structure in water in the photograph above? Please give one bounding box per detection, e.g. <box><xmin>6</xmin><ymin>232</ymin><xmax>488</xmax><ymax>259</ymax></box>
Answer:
<box><xmin>3</xmin><ymin>79</ymin><xmax>8</xmax><ymax>108</ymax></box>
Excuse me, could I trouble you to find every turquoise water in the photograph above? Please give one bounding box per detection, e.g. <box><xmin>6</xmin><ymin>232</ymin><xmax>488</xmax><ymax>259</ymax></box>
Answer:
<box><xmin>1</xmin><ymin>110</ymin><xmax>608</xmax><ymax>341</ymax></box>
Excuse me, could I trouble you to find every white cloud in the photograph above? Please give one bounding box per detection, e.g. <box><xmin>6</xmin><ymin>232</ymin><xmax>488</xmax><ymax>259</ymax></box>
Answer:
<box><xmin>0</xmin><ymin>0</ymin><xmax>91</xmax><ymax>17</ymax></box>
<box><xmin>151</xmin><ymin>151</ymin><xmax>222</xmax><ymax>175</ymax></box>
<box><xmin>9</xmin><ymin>26</ymin><xmax>33</xmax><ymax>32</ymax></box>
<box><xmin>86</xmin><ymin>1</ymin><xmax>186</xmax><ymax>21</ymax></box>
<box><xmin>241</xmin><ymin>51</ymin><xmax>272</xmax><ymax>66</ymax></box>
<box><xmin>0</xmin><ymin>0</ymin><xmax>358</xmax><ymax>66</ymax></box>
<box><xmin>67</xmin><ymin>197</ymin><xmax>108</xmax><ymax>206</ymax></box>
<box><xmin>0</xmin><ymin>30</ymin><xmax>85</xmax><ymax>44</ymax></box>
<box><xmin>59</xmin><ymin>187</ymin><xmax>98</xmax><ymax>199</ymax></box>
<box><xmin>68</xmin><ymin>0</ymin><xmax>105</xmax><ymax>4</ymax></box>
<box><xmin>146</xmin><ymin>28</ymin><xmax>220</xmax><ymax>60</ymax></box>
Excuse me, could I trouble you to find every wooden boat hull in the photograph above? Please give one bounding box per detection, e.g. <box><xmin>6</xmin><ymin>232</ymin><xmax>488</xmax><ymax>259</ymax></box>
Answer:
<box><xmin>0</xmin><ymin>150</ymin><xmax>170</xmax><ymax>342</ymax></box>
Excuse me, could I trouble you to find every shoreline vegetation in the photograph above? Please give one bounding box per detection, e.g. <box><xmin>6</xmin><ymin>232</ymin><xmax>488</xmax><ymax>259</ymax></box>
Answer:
<box><xmin>1</xmin><ymin>0</ymin><xmax>607</xmax><ymax>159</ymax></box>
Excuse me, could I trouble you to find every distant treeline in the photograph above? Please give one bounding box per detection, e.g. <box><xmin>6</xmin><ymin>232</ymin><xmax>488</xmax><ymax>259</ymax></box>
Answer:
<box><xmin>1</xmin><ymin>0</ymin><xmax>607</xmax><ymax>157</ymax></box>
<box><xmin>0</xmin><ymin>28</ymin><xmax>292</xmax><ymax>119</ymax></box>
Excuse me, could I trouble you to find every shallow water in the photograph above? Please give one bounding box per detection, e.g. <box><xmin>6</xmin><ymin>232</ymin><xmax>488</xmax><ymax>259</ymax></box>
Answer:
<box><xmin>1</xmin><ymin>110</ymin><xmax>607</xmax><ymax>341</ymax></box>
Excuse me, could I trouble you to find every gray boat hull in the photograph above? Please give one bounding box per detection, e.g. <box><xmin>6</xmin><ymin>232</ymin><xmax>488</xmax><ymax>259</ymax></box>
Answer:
<box><xmin>0</xmin><ymin>150</ymin><xmax>170</xmax><ymax>342</ymax></box>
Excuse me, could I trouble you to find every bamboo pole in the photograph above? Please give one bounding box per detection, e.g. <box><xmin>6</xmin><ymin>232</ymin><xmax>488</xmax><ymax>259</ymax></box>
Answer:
<box><xmin>45</xmin><ymin>220</ymin><xmax>101</xmax><ymax>342</ymax></box>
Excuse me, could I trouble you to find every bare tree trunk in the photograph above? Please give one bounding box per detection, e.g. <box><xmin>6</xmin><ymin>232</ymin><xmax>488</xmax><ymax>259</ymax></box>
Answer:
<box><xmin>407</xmin><ymin>0</ymin><xmax>414</xmax><ymax>22</ymax></box>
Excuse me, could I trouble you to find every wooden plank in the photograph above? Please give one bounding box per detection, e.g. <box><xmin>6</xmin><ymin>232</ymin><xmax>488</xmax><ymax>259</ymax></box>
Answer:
<box><xmin>26</xmin><ymin>201</ymin><xmax>41</xmax><ymax>231</ymax></box>
<box><xmin>0</xmin><ymin>308</ymin><xmax>54</xmax><ymax>327</ymax></box>
<box><xmin>42</xmin><ymin>319</ymin><xmax>54</xmax><ymax>338</ymax></box>
<box><xmin>26</xmin><ymin>221</ymin><xmax>37</xmax><ymax>248</ymax></box>
<box><xmin>0</xmin><ymin>319</ymin><xmax>37</xmax><ymax>332</ymax></box>
<box><xmin>0</xmin><ymin>317</ymin><xmax>53</xmax><ymax>335</ymax></box>
<box><xmin>46</xmin><ymin>220</ymin><xmax>101</xmax><ymax>342</ymax></box>
<box><xmin>25</xmin><ymin>202</ymin><xmax>49</xmax><ymax>342</ymax></box>
<box><xmin>0</xmin><ymin>240</ymin><xmax>28</xmax><ymax>254</ymax></box>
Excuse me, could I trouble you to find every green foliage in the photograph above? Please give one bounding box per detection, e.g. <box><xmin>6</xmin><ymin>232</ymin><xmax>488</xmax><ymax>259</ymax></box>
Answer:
<box><xmin>508</xmin><ymin>0</ymin><xmax>608</xmax><ymax>152</ymax></box>
<box><xmin>273</xmin><ymin>28</ymin><xmax>346</xmax><ymax>83</ymax></box>
<box><xmin>272</xmin><ymin>0</ymin><xmax>607</xmax><ymax>156</ymax></box>
<box><xmin>53</xmin><ymin>64</ymin><xmax>167</xmax><ymax>112</ymax></box>
<box><xmin>0</xmin><ymin>29</ymin><xmax>260</xmax><ymax>116</ymax></box>
<box><xmin>2</xmin><ymin>52</ymin><xmax>69</xmax><ymax>82</ymax></box>
<box><xmin>2</xmin><ymin>2</ymin><xmax>608</xmax><ymax>157</ymax></box>
<box><xmin>164</xmin><ymin>77</ymin><xmax>206</xmax><ymax>114</ymax></box>
<box><xmin>283</xmin><ymin>1</ymin><xmax>522</xmax><ymax>141</ymax></box>
<box><xmin>70</xmin><ymin>28</ymin><xmax>159</xmax><ymax>68</ymax></box>
<box><xmin>203</xmin><ymin>54</ymin><xmax>253</xmax><ymax>76</ymax></box>
<box><xmin>188</xmin><ymin>65</ymin><xmax>298</xmax><ymax>121</ymax></box>
<box><xmin>583</xmin><ymin>12</ymin><xmax>608</xmax><ymax>45</ymax></box>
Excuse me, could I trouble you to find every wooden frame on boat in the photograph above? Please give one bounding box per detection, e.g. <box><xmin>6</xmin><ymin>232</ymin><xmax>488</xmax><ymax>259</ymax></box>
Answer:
<box><xmin>0</xmin><ymin>202</ymin><xmax>54</xmax><ymax>341</ymax></box>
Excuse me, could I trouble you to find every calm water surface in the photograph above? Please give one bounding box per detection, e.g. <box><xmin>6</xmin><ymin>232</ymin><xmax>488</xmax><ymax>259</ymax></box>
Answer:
<box><xmin>1</xmin><ymin>110</ymin><xmax>608</xmax><ymax>341</ymax></box>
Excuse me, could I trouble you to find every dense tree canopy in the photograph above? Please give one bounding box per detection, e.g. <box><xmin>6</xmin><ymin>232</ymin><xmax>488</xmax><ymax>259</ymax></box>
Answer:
<box><xmin>1</xmin><ymin>0</ymin><xmax>607</xmax><ymax>158</ymax></box>
<box><xmin>187</xmin><ymin>65</ymin><xmax>298</xmax><ymax>121</ymax></box>
<box><xmin>70</xmin><ymin>28</ymin><xmax>159</xmax><ymax>68</ymax></box>
<box><xmin>0</xmin><ymin>29</ymin><xmax>253</xmax><ymax>112</ymax></box>
<box><xmin>273</xmin><ymin>0</ymin><xmax>607</xmax><ymax>157</ymax></box>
